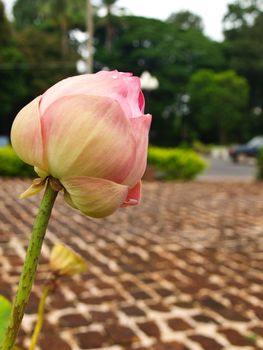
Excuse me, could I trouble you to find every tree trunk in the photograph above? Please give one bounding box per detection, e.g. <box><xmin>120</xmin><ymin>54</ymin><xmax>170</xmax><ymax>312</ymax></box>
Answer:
<box><xmin>86</xmin><ymin>0</ymin><xmax>94</xmax><ymax>73</ymax></box>
<box><xmin>105</xmin><ymin>3</ymin><xmax>113</xmax><ymax>52</ymax></box>
<box><xmin>60</xmin><ymin>16</ymin><xmax>68</xmax><ymax>58</ymax></box>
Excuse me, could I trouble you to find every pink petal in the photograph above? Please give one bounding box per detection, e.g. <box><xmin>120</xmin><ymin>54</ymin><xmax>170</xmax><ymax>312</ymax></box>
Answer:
<box><xmin>138</xmin><ymin>91</ymin><xmax>145</xmax><ymax>113</ymax></box>
<box><xmin>123</xmin><ymin>75</ymin><xmax>145</xmax><ymax>115</ymax></box>
<box><xmin>41</xmin><ymin>94</ymin><xmax>136</xmax><ymax>182</ymax></box>
<box><xmin>11</xmin><ymin>96</ymin><xmax>46</xmax><ymax>169</ymax></box>
<box><xmin>122</xmin><ymin>181</ymin><xmax>141</xmax><ymax>207</ymax></box>
<box><xmin>123</xmin><ymin>114</ymin><xmax>152</xmax><ymax>187</ymax></box>
<box><xmin>61</xmin><ymin>176</ymin><xmax>129</xmax><ymax>218</ymax></box>
<box><xmin>40</xmin><ymin>74</ymin><xmax>90</xmax><ymax>115</ymax></box>
<box><xmin>40</xmin><ymin>70</ymin><xmax>144</xmax><ymax>118</ymax></box>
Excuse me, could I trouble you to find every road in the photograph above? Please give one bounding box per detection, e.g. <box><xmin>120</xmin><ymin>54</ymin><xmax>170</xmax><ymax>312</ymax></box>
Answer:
<box><xmin>198</xmin><ymin>156</ymin><xmax>256</xmax><ymax>181</ymax></box>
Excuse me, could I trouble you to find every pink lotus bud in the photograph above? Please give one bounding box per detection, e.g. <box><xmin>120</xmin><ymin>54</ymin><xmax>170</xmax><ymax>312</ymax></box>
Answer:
<box><xmin>11</xmin><ymin>71</ymin><xmax>152</xmax><ymax>218</ymax></box>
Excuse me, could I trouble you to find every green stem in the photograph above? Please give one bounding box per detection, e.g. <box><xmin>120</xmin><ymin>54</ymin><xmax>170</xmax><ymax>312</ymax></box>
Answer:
<box><xmin>0</xmin><ymin>181</ymin><xmax>58</xmax><ymax>350</ymax></box>
<box><xmin>29</xmin><ymin>285</ymin><xmax>50</xmax><ymax>350</ymax></box>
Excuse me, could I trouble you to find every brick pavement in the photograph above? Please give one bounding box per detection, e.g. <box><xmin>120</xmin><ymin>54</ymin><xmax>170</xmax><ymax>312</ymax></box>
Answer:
<box><xmin>0</xmin><ymin>178</ymin><xmax>263</xmax><ymax>350</ymax></box>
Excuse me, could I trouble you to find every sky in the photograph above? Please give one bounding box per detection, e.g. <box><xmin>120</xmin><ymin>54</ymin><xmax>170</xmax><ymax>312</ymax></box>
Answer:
<box><xmin>3</xmin><ymin>0</ymin><xmax>232</xmax><ymax>41</ymax></box>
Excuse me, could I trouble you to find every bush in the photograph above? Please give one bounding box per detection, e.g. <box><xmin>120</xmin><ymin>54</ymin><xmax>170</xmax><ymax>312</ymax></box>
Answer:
<box><xmin>148</xmin><ymin>146</ymin><xmax>207</xmax><ymax>180</ymax></box>
<box><xmin>0</xmin><ymin>146</ymin><xmax>35</xmax><ymax>177</ymax></box>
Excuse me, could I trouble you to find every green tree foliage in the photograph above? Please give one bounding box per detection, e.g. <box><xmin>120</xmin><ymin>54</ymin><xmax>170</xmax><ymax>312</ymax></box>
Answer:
<box><xmin>188</xmin><ymin>70</ymin><xmax>249</xmax><ymax>144</ymax></box>
<box><xmin>3</xmin><ymin>2</ymin><xmax>227</xmax><ymax>144</ymax></box>
<box><xmin>12</xmin><ymin>0</ymin><xmax>81</xmax><ymax>103</ymax></box>
<box><xmin>95</xmin><ymin>14</ymin><xmax>225</xmax><ymax>145</ymax></box>
<box><xmin>223</xmin><ymin>0</ymin><xmax>263</xmax><ymax>135</ymax></box>
<box><xmin>167</xmin><ymin>10</ymin><xmax>203</xmax><ymax>32</ymax></box>
<box><xmin>4</xmin><ymin>1</ymin><xmax>258</xmax><ymax>146</ymax></box>
<box><xmin>0</xmin><ymin>0</ymin><xmax>83</xmax><ymax>136</ymax></box>
<box><xmin>15</xmin><ymin>28</ymin><xmax>78</xmax><ymax>100</ymax></box>
<box><xmin>13</xmin><ymin>0</ymin><xmax>86</xmax><ymax>31</ymax></box>
<box><xmin>13</xmin><ymin>0</ymin><xmax>86</xmax><ymax>62</ymax></box>
<box><xmin>0</xmin><ymin>1</ymin><xmax>27</xmax><ymax>135</ymax></box>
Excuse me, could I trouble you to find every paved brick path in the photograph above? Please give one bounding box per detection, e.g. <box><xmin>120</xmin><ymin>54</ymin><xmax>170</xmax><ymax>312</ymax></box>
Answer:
<box><xmin>0</xmin><ymin>178</ymin><xmax>263</xmax><ymax>350</ymax></box>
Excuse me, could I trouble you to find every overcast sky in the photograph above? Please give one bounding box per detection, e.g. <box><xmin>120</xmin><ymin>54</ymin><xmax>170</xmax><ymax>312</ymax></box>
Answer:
<box><xmin>3</xmin><ymin>0</ymin><xmax>232</xmax><ymax>41</ymax></box>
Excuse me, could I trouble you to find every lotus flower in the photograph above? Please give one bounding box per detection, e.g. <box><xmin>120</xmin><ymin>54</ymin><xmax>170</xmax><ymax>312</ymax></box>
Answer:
<box><xmin>11</xmin><ymin>70</ymin><xmax>152</xmax><ymax>218</ymax></box>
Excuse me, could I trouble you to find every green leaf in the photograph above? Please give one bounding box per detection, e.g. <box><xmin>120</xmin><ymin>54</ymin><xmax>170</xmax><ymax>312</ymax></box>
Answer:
<box><xmin>0</xmin><ymin>295</ymin><xmax>11</xmax><ymax>344</ymax></box>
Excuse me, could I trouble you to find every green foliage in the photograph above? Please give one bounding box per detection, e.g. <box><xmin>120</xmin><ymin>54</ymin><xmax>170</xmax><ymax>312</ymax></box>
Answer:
<box><xmin>95</xmin><ymin>14</ymin><xmax>225</xmax><ymax>146</ymax></box>
<box><xmin>1</xmin><ymin>1</ymin><xmax>262</xmax><ymax>145</ymax></box>
<box><xmin>15</xmin><ymin>26</ymin><xmax>78</xmax><ymax>98</ymax></box>
<box><xmin>188</xmin><ymin>69</ymin><xmax>249</xmax><ymax>144</ymax></box>
<box><xmin>2</xmin><ymin>0</ymin><xmax>80</xmax><ymax>135</ymax></box>
<box><xmin>148</xmin><ymin>146</ymin><xmax>207</xmax><ymax>180</ymax></box>
<box><xmin>0</xmin><ymin>295</ymin><xmax>11</xmax><ymax>344</ymax></box>
<box><xmin>167</xmin><ymin>10</ymin><xmax>204</xmax><ymax>32</ymax></box>
<box><xmin>1</xmin><ymin>0</ymin><xmax>80</xmax><ymax>137</ymax></box>
<box><xmin>13</xmin><ymin>0</ymin><xmax>86</xmax><ymax>30</ymax></box>
<box><xmin>0</xmin><ymin>1</ymin><xmax>11</xmax><ymax>44</ymax></box>
<box><xmin>256</xmin><ymin>147</ymin><xmax>263</xmax><ymax>180</ymax></box>
<box><xmin>0</xmin><ymin>146</ymin><xmax>35</xmax><ymax>177</ymax></box>
<box><xmin>0</xmin><ymin>1</ymin><xmax>28</xmax><ymax>135</ymax></box>
<box><xmin>223</xmin><ymin>0</ymin><xmax>263</xmax><ymax>136</ymax></box>
<box><xmin>3</xmin><ymin>3</ymin><xmax>226</xmax><ymax>145</ymax></box>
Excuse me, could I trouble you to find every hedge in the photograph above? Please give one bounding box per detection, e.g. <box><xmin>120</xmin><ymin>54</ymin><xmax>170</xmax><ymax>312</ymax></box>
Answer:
<box><xmin>0</xmin><ymin>146</ymin><xmax>35</xmax><ymax>177</ymax></box>
<box><xmin>148</xmin><ymin>146</ymin><xmax>207</xmax><ymax>180</ymax></box>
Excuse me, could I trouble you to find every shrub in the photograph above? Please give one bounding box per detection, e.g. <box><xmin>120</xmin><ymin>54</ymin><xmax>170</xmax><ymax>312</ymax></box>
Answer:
<box><xmin>148</xmin><ymin>146</ymin><xmax>207</xmax><ymax>180</ymax></box>
<box><xmin>0</xmin><ymin>146</ymin><xmax>35</xmax><ymax>177</ymax></box>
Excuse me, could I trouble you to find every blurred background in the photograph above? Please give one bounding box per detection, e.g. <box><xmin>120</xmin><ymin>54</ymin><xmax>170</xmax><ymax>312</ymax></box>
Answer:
<box><xmin>1</xmin><ymin>0</ymin><xmax>263</xmax><ymax>149</ymax></box>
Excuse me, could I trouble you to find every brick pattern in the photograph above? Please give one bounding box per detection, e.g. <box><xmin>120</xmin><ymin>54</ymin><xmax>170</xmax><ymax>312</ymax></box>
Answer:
<box><xmin>0</xmin><ymin>178</ymin><xmax>263</xmax><ymax>350</ymax></box>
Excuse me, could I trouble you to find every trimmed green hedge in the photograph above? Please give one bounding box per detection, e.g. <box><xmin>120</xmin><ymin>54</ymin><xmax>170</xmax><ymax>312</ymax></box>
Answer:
<box><xmin>0</xmin><ymin>146</ymin><xmax>35</xmax><ymax>177</ymax></box>
<box><xmin>148</xmin><ymin>146</ymin><xmax>207</xmax><ymax>180</ymax></box>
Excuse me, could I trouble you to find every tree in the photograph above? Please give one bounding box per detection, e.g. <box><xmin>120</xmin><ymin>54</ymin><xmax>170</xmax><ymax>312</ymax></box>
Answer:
<box><xmin>0</xmin><ymin>1</ymin><xmax>27</xmax><ymax>135</ymax></box>
<box><xmin>15</xmin><ymin>27</ymin><xmax>78</xmax><ymax>99</ymax></box>
<box><xmin>13</xmin><ymin>0</ymin><xmax>87</xmax><ymax>57</ymax></box>
<box><xmin>167</xmin><ymin>10</ymin><xmax>203</xmax><ymax>32</ymax></box>
<box><xmin>9</xmin><ymin>3</ymin><xmax>227</xmax><ymax>145</ymax></box>
<box><xmin>223</xmin><ymin>0</ymin><xmax>263</xmax><ymax>135</ymax></box>
<box><xmin>12</xmin><ymin>0</ymin><xmax>81</xmax><ymax>98</ymax></box>
<box><xmin>223</xmin><ymin>0</ymin><xmax>262</xmax><ymax>30</ymax></box>
<box><xmin>94</xmin><ymin>14</ymin><xmax>225</xmax><ymax>145</ymax></box>
<box><xmin>13</xmin><ymin>0</ymin><xmax>87</xmax><ymax>31</ymax></box>
<box><xmin>101</xmin><ymin>0</ymin><xmax>118</xmax><ymax>51</ymax></box>
<box><xmin>188</xmin><ymin>70</ymin><xmax>249</xmax><ymax>144</ymax></box>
